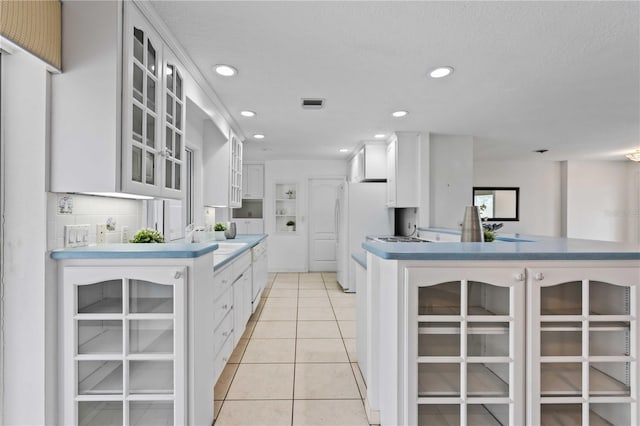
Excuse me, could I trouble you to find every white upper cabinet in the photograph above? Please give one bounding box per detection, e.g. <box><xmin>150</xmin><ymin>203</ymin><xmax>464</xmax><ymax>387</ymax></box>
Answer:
<box><xmin>386</xmin><ymin>132</ymin><xmax>420</xmax><ymax>207</ymax></box>
<box><xmin>242</xmin><ymin>164</ymin><xmax>264</xmax><ymax>199</ymax></box>
<box><xmin>51</xmin><ymin>2</ymin><xmax>185</xmax><ymax>199</ymax></box>
<box><xmin>203</xmin><ymin>123</ymin><xmax>243</xmax><ymax>208</ymax></box>
<box><xmin>351</xmin><ymin>143</ymin><xmax>387</xmax><ymax>182</ymax></box>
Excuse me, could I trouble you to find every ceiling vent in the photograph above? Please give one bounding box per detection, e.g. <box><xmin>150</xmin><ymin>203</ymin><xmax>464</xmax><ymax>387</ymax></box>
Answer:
<box><xmin>301</xmin><ymin>98</ymin><xmax>325</xmax><ymax>109</ymax></box>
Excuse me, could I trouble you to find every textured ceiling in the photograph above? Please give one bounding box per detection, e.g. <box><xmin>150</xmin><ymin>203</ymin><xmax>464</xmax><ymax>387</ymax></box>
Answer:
<box><xmin>150</xmin><ymin>1</ymin><xmax>640</xmax><ymax>162</ymax></box>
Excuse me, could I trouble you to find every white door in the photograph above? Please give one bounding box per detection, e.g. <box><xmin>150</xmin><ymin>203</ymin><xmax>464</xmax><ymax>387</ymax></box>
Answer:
<box><xmin>309</xmin><ymin>178</ymin><xmax>342</xmax><ymax>271</ymax></box>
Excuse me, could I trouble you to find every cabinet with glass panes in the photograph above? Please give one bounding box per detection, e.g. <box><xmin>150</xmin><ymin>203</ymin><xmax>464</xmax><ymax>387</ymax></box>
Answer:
<box><xmin>528</xmin><ymin>266</ymin><xmax>638</xmax><ymax>426</ymax></box>
<box><xmin>407</xmin><ymin>267</ymin><xmax>526</xmax><ymax>426</ymax></box>
<box><xmin>51</xmin><ymin>1</ymin><xmax>185</xmax><ymax>199</ymax></box>
<box><xmin>62</xmin><ymin>267</ymin><xmax>186</xmax><ymax>425</ymax></box>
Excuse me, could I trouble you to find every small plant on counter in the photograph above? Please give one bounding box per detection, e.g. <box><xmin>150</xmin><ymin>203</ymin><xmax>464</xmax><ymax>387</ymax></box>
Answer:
<box><xmin>214</xmin><ymin>223</ymin><xmax>227</xmax><ymax>231</ymax></box>
<box><xmin>483</xmin><ymin>229</ymin><xmax>495</xmax><ymax>242</ymax></box>
<box><xmin>286</xmin><ymin>220</ymin><xmax>295</xmax><ymax>227</ymax></box>
<box><xmin>130</xmin><ymin>228</ymin><xmax>165</xmax><ymax>243</ymax></box>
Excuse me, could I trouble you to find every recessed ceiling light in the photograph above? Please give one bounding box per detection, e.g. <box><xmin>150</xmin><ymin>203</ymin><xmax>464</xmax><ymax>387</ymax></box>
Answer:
<box><xmin>339</xmin><ymin>148</ymin><xmax>349</xmax><ymax>153</ymax></box>
<box><xmin>253</xmin><ymin>134</ymin><xmax>265</xmax><ymax>139</ymax></box>
<box><xmin>374</xmin><ymin>134</ymin><xmax>386</xmax><ymax>139</ymax></box>
<box><xmin>392</xmin><ymin>110</ymin><xmax>408</xmax><ymax>118</ymax></box>
<box><xmin>240</xmin><ymin>110</ymin><xmax>256</xmax><ymax>117</ymax></box>
<box><xmin>429</xmin><ymin>66</ymin><xmax>454</xmax><ymax>78</ymax></box>
<box><xmin>214</xmin><ymin>64</ymin><xmax>237</xmax><ymax>77</ymax></box>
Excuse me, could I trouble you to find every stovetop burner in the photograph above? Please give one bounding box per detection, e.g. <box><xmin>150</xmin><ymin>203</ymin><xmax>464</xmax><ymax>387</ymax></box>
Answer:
<box><xmin>374</xmin><ymin>236</ymin><xmax>430</xmax><ymax>243</ymax></box>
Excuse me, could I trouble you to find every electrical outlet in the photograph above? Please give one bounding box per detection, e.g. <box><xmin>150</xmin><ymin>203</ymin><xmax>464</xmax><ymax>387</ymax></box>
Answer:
<box><xmin>64</xmin><ymin>224</ymin><xmax>90</xmax><ymax>248</ymax></box>
<box><xmin>96</xmin><ymin>224</ymin><xmax>107</xmax><ymax>244</ymax></box>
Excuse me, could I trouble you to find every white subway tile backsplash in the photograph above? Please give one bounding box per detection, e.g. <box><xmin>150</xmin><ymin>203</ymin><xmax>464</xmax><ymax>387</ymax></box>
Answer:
<box><xmin>47</xmin><ymin>193</ymin><xmax>143</xmax><ymax>250</ymax></box>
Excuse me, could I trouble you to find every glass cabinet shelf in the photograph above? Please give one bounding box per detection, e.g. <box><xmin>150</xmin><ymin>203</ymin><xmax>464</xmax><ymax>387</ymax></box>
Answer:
<box><xmin>64</xmin><ymin>265</ymin><xmax>185</xmax><ymax>425</ymax></box>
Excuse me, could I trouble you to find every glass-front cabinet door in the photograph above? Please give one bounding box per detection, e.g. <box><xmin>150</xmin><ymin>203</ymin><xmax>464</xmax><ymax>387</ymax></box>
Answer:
<box><xmin>122</xmin><ymin>4</ymin><xmax>185</xmax><ymax>199</ymax></box>
<box><xmin>123</xmin><ymin>7</ymin><xmax>162</xmax><ymax>197</ymax></box>
<box><xmin>406</xmin><ymin>267</ymin><xmax>526</xmax><ymax>426</ymax></box>
<box><xmin>528</xmin><ymin>266</ymin><xmax>638</xmax><ymax>426</ymax></box>
<box><xmin>162</xmin><ymin>49</ymin><xmax>185</xmax><ymax>198</ymax></box>
<box><xmin>63</xmin><ymin>266</ymin><xmax>186</xmax><ymax>425</ymax></box>
<box><xmin>229</xmin><ymin>132</ymin><xmax>243</xmax><ymax>208</ymax></box>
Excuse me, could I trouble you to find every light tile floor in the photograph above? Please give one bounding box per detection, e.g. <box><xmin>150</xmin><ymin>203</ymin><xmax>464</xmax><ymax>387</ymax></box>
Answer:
<box><xmin>214</xmin><ymin>272</ymin><xmax>371</xmax><ymax>426</ymax></box>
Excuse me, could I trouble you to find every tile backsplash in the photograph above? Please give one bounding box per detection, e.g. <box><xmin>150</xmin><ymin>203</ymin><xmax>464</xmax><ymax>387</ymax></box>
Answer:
<box><xmin>47</xmin><ymin>193</ymin><xmax>143</xmax><ymax>250</ymax></box>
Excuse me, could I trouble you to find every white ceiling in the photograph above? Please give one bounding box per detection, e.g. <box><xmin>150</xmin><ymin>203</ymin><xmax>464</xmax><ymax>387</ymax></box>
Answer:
<box><xmin>150</xmin><ymin>1</ymin><xmax>640</xmax><ymax>162</ymax></box>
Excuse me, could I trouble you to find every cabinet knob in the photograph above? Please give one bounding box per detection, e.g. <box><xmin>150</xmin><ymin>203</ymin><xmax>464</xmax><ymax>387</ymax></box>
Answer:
<box><xmin>222</xmin><ymin>304</ymin><xmax>228</xmax><ymax>310</ymax></box>
<box><xmin>222</xmin><ymin>331</ymin><xmax>229</xmax><ymax>337</ymax></box>
<box><xmin>534</xmin><ymin>272</ymin><xmax>545</xmax><ymax>281</ymax></box>
<box><xmin>222</xmin><ymin>357</ymin><xmax>228</xmax><ymax>363</ymax></box>
<box><xmin>514</xmin><ymin>272</ymin><xmax>525</xmax><ymax>282</ymax></box>
<box><xmin>174</xmin><ymin>271</ymin><xmax>183</xmax><ymax>279</ymax></box>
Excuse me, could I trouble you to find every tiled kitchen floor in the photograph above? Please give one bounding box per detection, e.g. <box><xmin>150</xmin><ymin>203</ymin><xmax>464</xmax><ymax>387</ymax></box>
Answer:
<box><xmin>214</xmin><ymin>272</ymin><xmax>372</xmax><ymax>426</ymax></box>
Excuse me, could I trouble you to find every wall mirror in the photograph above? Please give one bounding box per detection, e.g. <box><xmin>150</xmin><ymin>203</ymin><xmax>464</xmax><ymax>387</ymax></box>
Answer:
<box><xmin>473</xmin><ymin>187</ymin><xmax>520</xmax><ymax>221</ymax></box>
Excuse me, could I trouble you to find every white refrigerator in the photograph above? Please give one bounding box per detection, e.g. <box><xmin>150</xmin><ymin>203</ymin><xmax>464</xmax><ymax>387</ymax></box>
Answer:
<box><xmin>335</xmin><ymin>182</ymin><xmax>393</xmax><ymax>292</ymax></box>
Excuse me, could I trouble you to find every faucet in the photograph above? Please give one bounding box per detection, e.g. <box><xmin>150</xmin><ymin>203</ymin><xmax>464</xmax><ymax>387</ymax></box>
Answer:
<box><xmin>185</xmin><ymin>223</ymin><xmax>205</xmax><ymax>243</ymax></box>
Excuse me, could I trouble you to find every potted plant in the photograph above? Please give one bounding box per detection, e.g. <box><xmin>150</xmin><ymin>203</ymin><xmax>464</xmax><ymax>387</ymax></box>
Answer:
<box><xmin>214</xmin><ymin>222</ymin><xmax>227</xmax><ymax>240</ymax></box>
<box><xmin>285</xmin><ymin>189</ymin><xmax>295</xmax><ymax>199</ymax></box>
<box><xmin>130</xmin><ymin>228</ymin><xmax>164</xmax><ymax>243</ymax></box>
<box><xmin>286</xmin><ymin>220</ymin><xmax>295</xmax><ymax>231</ymax></box>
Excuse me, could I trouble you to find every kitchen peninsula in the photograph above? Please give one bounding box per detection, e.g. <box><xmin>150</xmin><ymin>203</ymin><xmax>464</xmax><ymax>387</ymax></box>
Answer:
<box><xmin>361</xmin><ymin>232</ymin><xmax>640</xmax><ymax>426</ymax></box>
<box><xmin>50</xmin><ymin>235</ymin><xmax>267</xmax><ymax>425</ymax></box>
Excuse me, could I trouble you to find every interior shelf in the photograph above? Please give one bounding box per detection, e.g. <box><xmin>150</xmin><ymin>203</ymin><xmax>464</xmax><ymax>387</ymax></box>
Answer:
<box><xmin>541</xmin><ymin>363</ymin><xmax>630</xmax><ymax>396</ymax></box>
<box><xmin>79</xmin><ymin>328</ymin><xmax>122</xmax><ymax>354</ymax></box>
<box><xmin>540</xmin><ymin>404</ymin><xmax>618</xmax><ymax>426</ymax></box>
<box><xmin>79</xmin><ymin>322</ymin><xmax>173</xmax><ymax>355</ymax></box>
<box><xmin>79</xmin><ymin>298</ymin><xmax>123</xmax><ymax>314</ymax></box>
<box><xmin>418</xmin><ymin>363</ymin><xmax>508</xmax><ymax>397</ymax></box>
<box><xmin>130</xmin><ymin>297</ymin><xmax>173</xmax><ymax>314</ymax></box>
<box><xmin>79</xmin><ymin>401</ymin><xmax>123</xmax><ymax>426</ymax></box>
<box><xmin>418</xmin><ymin>404</ymin><xmax>507</xmax><ymax>426</ymax></box>
<box><xmin>79</xmin><ymin>361</ymin><xmax>123</xmax><ymax>395</ymax></box>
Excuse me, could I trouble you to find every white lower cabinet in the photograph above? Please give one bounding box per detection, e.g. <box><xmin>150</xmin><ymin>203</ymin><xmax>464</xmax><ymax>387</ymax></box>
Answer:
<box><xmin>62</xmin><ymin>266</ymin><xmax>187</xmax><ymax>426</ymax></box>
<box><xmin>527</xmin><ymin>266</ymin><xmax>639</xmax><ymax>426</ymax></box>
<box><xmin>406</xmin><ymin>266</ymin><xmax>525</xmax><ymax>426</ymax></box>
<box><xmin>367</xmin><ymin>258</ymin><xmax>639</xmax><ymax>426</ymax></box>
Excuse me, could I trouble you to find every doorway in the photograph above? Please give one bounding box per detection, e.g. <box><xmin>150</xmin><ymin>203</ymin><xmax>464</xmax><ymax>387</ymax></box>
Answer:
<box><xmin>308</xmin><ymin>178</ymin><xmax>342</xmax><ymax>271</ymax></box>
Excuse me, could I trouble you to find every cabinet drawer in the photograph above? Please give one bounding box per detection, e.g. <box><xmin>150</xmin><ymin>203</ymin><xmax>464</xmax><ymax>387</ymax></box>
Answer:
<box><xmin>213</xmin><ymin>286</ymin><xmax>233</xmax><ymax>327</ymax></box>
<box><xmin>213</xmin><ymin>266</ymin><xmax>232</xmax><ymax>301</ymax></box>
<box><xmin>232</xmin><ymin>251</ymin><xmax>252</xmax><ymax>279</ymax></box>
<box><xmin>252</xmin><ymin>240</ymin><xmax>267</xmax><ymax>260</ymax></box>
<box><xmin>213</xmin><ymin>310</ymin><xmax>234</xmax><ymax>357</ymax></box>
<box><xmin>213</xmin><ymin>332</ymin><xmax>235</xmax><ymax>385</ymax></box>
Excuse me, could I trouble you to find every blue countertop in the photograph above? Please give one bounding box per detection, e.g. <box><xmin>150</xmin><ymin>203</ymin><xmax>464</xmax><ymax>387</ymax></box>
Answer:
<box><xmin>364</xmin><ymin>229</ymin><xmax>640</xmax><ymax>261</ymax></box>
<box><xmin>50</xmin><ymin>234</ymin><xmax>267</xmax><ymax>261</ymax></box>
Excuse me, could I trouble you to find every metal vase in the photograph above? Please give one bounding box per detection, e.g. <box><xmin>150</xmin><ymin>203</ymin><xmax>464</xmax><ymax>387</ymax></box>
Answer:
<box><xmin>461</xmin><ymin>206</ymin><xmax>484</xmax><ymax>242</ymax></box>
<box><xmin>224</xmin><ymin>222</ymin><xmax>236</xmax><ymax>239</ymax></box>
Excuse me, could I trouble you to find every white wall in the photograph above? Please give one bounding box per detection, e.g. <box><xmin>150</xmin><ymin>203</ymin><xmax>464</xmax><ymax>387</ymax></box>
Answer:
<box><xmin>474</xmin><ymin>160</ymin><xmax>562</xmax><ymax>236</ymax></box>
<box><xmin>429</xmin><ymin>134</ymin><xmax>474</xmax><ymax>229</ymax></box>
<box><xmin>264</xmin><ymin>160</ymin><xmax>346</xmax><ymax>271</ymax></box>
<box><xmin>564</xmin><ymin>160</ymin><xmax>635</xmax><ymax>242</ymax></box>
<box><xmin>1</xmin><ymin>49</ymin><xmax>50</xmax><ymax>425</ymax></box>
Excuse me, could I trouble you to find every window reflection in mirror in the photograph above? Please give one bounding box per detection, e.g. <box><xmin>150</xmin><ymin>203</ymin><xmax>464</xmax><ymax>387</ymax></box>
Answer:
<box><xmin>473</xmin><ymin>187</ymin><xmax>519</xmax><ymax>221</ymax></box>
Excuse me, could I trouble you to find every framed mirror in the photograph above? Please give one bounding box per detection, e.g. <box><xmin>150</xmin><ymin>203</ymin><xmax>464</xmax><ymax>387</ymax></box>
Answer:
<box><xmin>473</xmin><ymin>187</ymin><xmax>519</xmax><ymax>221</ymax></box>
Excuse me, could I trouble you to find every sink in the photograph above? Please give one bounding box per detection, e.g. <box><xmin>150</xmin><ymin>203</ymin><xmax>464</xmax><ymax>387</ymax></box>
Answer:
<box><xmin>214</xmin><ymin>242</ymin><xmax>248</xmax><ymax>255</ymax></box>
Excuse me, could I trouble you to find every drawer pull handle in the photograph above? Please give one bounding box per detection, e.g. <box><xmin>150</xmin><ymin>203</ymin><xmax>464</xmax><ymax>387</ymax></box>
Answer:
<box><xmin>222</xmin><ymin>304</ymin><xmax>228</xmax><ymax>310</ymax></box>
<box><xmin>222</xmin><ymin>331</ymin><xmax>229</xmax><ymax>337</ymax></box>
<box><xmin>222</xmin><ymin>357</ymin><xmax>228</xmax><ymax>363</ymax></box>
<box><xmin>221</xmin><ymin>279</ymin><xmax>228</xmax><ymax>284</ymax></box>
